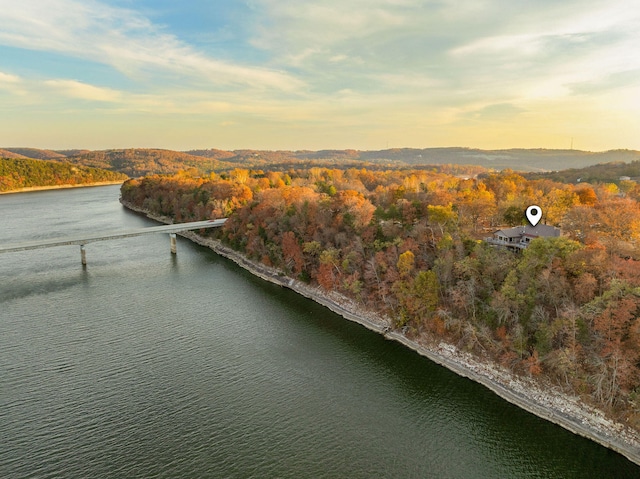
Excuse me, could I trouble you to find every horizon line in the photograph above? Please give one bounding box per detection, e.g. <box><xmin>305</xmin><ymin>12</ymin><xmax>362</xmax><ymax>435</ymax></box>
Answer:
<box><xmin>3</xmin><ymin>146</ymin><xmax>640</xmax><ymax>154</ymax></box>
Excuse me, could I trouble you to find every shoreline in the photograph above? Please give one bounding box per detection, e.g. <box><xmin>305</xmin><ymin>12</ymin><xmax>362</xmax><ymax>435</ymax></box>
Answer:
<box><xmin>0</xmin><ymin>181</ymin><xmax>125</xmax><ymax>195</ymax></box>
<box><xmin>121</xmin><ymin>199</ymin><xmax>640</xmax><ymax>467</ymax></box>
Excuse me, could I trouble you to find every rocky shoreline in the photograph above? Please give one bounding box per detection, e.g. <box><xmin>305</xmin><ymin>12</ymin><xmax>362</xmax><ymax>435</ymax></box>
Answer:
<box><xmin>121</xmin><ymin>199</ymin><xmax>640</xmax><ymax>467</ymax></box>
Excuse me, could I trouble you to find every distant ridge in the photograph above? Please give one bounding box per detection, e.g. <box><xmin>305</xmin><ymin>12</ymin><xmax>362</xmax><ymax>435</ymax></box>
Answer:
<box><xmin>3</xmin><ymin>146</ymin><xmax>639</xmax><ymax>175</ymax></box>
<box><xmin>3</xmin><ymin>147</ymin><xmax>66</xmax><ymax>160</ymax></box>
<box><xmin>186</xmin><ymin>147</ymin><xmax>640</xmax><ymax>172</ymax></box>
<box><xmin>353</xmin><ymin>147</ymin><xmax>640</xmax><ymax>171</ymax></box>
<box><xmin>55</xmin><ymin>149</ymin><xmax>92</xmax><ymax>157</ymax></box>
<box><xmin>524</xmin><ymin>159</ymin><xmax>640</xmax><ymax>184</ymax></box>
<box><xmin>64</xmin><ymin>148</ymin><xmax>236</xmax><ymax>177</ymax></box>
<box><xmin>0</xmin><ymin>149</ymin><xmax>30</xmax><ymax>159</ymax></box>
<box><xmin>184</xmin><ymin>149</ymin><xmax>237</xmax><ymax>160</ymax></box>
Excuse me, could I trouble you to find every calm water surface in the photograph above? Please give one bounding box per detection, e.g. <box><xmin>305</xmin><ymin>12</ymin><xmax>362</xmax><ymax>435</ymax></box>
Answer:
<box><xmin>1</xmin><ymin>185</ymin><xmax>639</xmax><ymax>478</ymax></box>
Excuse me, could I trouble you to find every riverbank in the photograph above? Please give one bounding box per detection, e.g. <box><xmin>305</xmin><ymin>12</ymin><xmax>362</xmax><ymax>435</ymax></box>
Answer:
<box><xmin>121</xmin><ymin>199</ymin><xmax>640</xmax><ymax>466</ymax></box>
<box><xmin>0</xmin><ymin>181</ymin><xmax>125</xmax><ymax>195</ymax></box>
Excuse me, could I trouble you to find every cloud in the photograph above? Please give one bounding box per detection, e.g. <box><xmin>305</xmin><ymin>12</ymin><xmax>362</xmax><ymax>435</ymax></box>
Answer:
<box><xmin>44</xmin><ymin>79</ymin><xmax>124</xmax><ymax>102</ymax></box>
<box><xmin>250</xmin><ymin>0</ymin><xmax>408</xmax><ymax>42</ymax></box>
<box><xmin>0</xmin><ymin>72</ymin><xmax>21</xmax><ymax>83</ymax></box>
<box><xmin>448</xmin><ymin>2</ymin><xmax>640</xmax><ymax>98</ymax></box>
<box><xmin>247</xmin><ymin>0</ymin><xmax>416</xmax><ymax>64</ymax></box>
<box><xmin>0</xmin><ymin>0</ymin><xmax>302</xmax><ymax>91</ymax></box>
<box><xmin>451</xmin><ymin>33</ymin><xmax>545</xmax><ymax>57</ymax></box>
<box><xmin>0</xmin><ymin>71</ymin><xmax>29</xmax><ymax>97</ymax></box>
<box><xmin>459</xmin><ymin>103</ymin><xmax>526</xmax><ymax>123</ymax></box>
<box><xmin>243</xmin><ymin>0</ymin><xmax>639</xmax><ymax>108</ymax></box>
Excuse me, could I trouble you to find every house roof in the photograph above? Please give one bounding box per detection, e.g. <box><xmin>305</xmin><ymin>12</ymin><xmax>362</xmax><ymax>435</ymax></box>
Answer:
<box><xmin>494</xmin><ymin>224</ymin><xmax>560</xmax><ymax>239</ymax></box>
<box><xmin>495</xmin><ymin>227</ymin><xmax>525</xmax><ymax>238</ymax></box>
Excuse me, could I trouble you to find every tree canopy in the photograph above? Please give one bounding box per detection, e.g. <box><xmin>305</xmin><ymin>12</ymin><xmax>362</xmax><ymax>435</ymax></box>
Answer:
<box><xmin>0</xmin><ymin>157</ymin><xmax>128</xmax><ymax>192</ymax></box>
<box><xmin>121</xmin><ymin>165</ymin><xmax>640</xmax><ymax>431</ymax></box>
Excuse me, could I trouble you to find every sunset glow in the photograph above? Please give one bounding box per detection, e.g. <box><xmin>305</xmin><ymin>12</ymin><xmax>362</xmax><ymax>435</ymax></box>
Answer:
<box><xmin>1</xmin><ymin>0</ymin><xmax>639</xmax><ymax>151</ymax></box>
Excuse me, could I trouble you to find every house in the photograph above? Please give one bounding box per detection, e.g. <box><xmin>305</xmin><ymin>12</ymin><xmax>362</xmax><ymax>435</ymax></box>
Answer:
<box><xmin>486</xmin><ymin>224</ymin><xmax>561</xmax><ymax>251</ymax></box>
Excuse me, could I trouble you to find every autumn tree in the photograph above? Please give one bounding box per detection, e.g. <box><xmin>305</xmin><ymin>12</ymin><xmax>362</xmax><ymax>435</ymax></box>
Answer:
<box><xmin>281</xmin><ymin>231</ymin><xmax>304</xmax><ymax>276</ymax></box>
<box><xmin>457</xmin><ymin>182</ymin><xmax>496</xmax><ymax>232</ymax></box>
<box><xmin>591</xmin><ymin>288</ymin><xmax>640</xmax><ymax>408</ymax></box>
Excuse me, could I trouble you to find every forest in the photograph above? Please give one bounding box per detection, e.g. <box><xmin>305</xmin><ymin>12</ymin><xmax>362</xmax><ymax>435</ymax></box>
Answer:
<box><xmin>0</xmin><ymin>157</ymin><xmax>128</xmax><ymax>192</ymax></box>
<box><xmin>62</xmin><ymin>149</ymin><xmax>235</xmax><ymax>177</ymax></box>
<box><xmin>121</xmin><ymin>166</ymin><xmax>640</xmax><ymax>430</ymax></box>
<box><xmin>63</xmin><ymin>148</ymin><xmax>489</xmax><ymax>176</ymax></box>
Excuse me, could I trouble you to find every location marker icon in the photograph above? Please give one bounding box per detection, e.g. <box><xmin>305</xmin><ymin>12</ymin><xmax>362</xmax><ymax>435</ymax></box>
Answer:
<box><xmin>526</xmin><ymin>205</ymin><xmax>542</xmax><ymax>226</ymax></box>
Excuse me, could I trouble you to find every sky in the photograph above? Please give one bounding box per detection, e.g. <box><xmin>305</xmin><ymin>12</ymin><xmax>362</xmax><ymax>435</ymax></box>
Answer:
<box><xmin>1</xmin><ymin>0</ymin><xmax>639</xmax><ymax>151</ymax></box>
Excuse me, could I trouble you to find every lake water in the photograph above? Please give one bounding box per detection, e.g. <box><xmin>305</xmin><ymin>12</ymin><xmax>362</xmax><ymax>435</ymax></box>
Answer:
<box><xmin>1</xmin><ymin>185</ymin><xmax>639</xmax><ymax>478</ymax></box>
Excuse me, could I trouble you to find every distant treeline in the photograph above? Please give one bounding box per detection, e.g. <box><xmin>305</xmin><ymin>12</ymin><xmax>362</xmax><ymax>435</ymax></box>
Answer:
<box><xmin>64</xmin><ymin>149</ymin><xmax>234</xmax><ymax>177</ymax></box>
<box><xmin>525</xmin><ymin>160</ymin><xmax>640</xmax><ymax>185</ymax></box>
<box><xmin>4</xmin><ymin>146</ymin><xmax>640</xmax><ymax>176</ymax></box>
<box><xmin>64</xmin><ymin>148</ymin><xmax>488</xmax><ymax>177</ymax></box>
<box><xmin>185</xmin><ymin>147</ymin><xmax>640</xmax><ymax>172</ymax></box>
<box><xmin>0</xmin><ymin>157</ymin><xmax>128</xmax><ymax>192</ymax></box>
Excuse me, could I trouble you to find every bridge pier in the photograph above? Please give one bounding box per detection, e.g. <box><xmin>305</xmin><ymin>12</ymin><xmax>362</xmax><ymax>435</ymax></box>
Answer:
<box><xmin>169</xmin><ymin>233</ymin><xmax>177</xmax><ymax>254</ymax></box>
<box><xmin>0</xmin><ymin>218</ymin><xmax>227</xmax><ymax>263</ymax></box>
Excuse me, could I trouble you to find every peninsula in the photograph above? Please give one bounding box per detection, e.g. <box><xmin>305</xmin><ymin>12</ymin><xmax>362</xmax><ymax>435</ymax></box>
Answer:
<box><xmin>120</xmin><ymin>165</ymin><xmax>640</xmax><ymax>465</ymax></box>
<box><xmin>0</xmin><ymin>157</ymin><xmax>128</xmax><ymax>193</ymax></box>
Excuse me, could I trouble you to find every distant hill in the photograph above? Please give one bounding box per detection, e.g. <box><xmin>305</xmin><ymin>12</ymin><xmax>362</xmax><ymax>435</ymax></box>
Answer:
<box><xmin>54</xmin><ymin>149</ymin><xmax>92</xmax><ymax>157</ymax></box>
<box><xmin>4</xmin><ymin>146</ymin><xmax>639</xmax><ymax>175</ymax></box>
<box><xmin>187</xmin><ymin>148</ymin><xmax>432</xmax><ymax>171</ymax></box>
<box><xmin>65</xmin><ymin>149</ymin><xmax>236</xmax><ymax>177</ymax></box>
<box><xmin>3</xmin><ymin>147</ymin><xmax>66</xmax><ymax>160</ymax></box>
<box><xmin>184</xmin><ymin>149</ymin><xmax>237</xmax><ymax>160</ymax></box>
<box><xmin>354</xmin><ymin>148</ymin><xmax>640</xmax><ymax>172</ymax></box>
<box><xmin>0</xmin><ymin>157</ymin><xmax>128</xmax><ymax>192</ymax></box>
<box><xmin>188</xmin><ymin>147</ymin><xmax>640</xmax><ymax>172</ymax></box>
<box><xmin>524</xmin><ymin>159</ymin><xmax>640</xmax><ymax>184</ymax></box>
<box><xmin>0</xmin><ymin>149</ymin><xmax>30</xmax><ymax>159</ymax></box>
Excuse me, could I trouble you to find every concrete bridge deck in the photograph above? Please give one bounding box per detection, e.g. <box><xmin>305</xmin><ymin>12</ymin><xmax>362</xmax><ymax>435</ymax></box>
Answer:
<box><xmin>0</xmin><ymin>218</ymin><xmax>227</xmax><ymax>264</ymax></box>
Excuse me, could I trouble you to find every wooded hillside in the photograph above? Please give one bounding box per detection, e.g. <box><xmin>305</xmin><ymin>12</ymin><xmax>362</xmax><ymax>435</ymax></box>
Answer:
<box><xmin>121</xmin><ymin>167</ymin><xmax>640</xmax><ymax>431</ymax></box>
<box><xmin>2</xmin><ymin>147</ymin><xmax>66</xmax><ymax>160</ymax></box>
<box><xmin>0</xmin><ymin>157</ymin><xmax>128</xmax><ymax>192</ymax></box>
<box><xmin>525</xmin><ymin>160</ymin><xmax>640</xmax><ymax>185</ymax></box>
<box><xmin>64</xmin><ymin>149</ymin><xmax>236</xmax><ymax>177</ymax></box>
<box><xmin>186</xmin><ymin>147</ymin><xmax>640</xmax><ymax>172</ymax></box>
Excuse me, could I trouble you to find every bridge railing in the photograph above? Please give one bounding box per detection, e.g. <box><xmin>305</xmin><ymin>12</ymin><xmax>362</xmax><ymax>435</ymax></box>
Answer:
<box><xmin>0</xmin><ymin>218</ymin><xmax>227</xmax><ymax>265</ymax></box>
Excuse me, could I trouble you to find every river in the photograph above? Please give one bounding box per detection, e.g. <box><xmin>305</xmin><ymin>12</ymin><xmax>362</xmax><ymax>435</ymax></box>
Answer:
<box><xmin>1</xmin><ymin>185</ymin><xmax>639</xmax><ymax>478</ymax></box>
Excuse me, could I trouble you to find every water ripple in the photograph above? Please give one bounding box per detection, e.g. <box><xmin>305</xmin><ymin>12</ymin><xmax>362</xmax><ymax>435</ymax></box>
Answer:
<box><xmin>2</xmin><ymin>186</ymin><xmax>639</xmax><ymax>478</ymax></box>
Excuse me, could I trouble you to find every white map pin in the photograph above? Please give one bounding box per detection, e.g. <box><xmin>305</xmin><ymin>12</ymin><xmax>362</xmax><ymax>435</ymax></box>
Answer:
<box><xmin>526</xmin><ymin>205</ymin><xmax>542</xmax><ymax>226</ymax></box>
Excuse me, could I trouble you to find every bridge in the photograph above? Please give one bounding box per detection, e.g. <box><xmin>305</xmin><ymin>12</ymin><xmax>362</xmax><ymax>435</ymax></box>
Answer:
<box><xmin>0</xmin><ymin>218</ymin><xmax>227</xmax><ymax>265</ymax></box>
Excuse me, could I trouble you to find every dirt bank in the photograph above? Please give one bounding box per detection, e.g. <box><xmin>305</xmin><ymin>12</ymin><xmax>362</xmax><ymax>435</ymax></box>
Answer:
<box><xmin>121</xmin><ymin>199</ymin><xmax>640</xmax><ymax>466</ymax></box>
